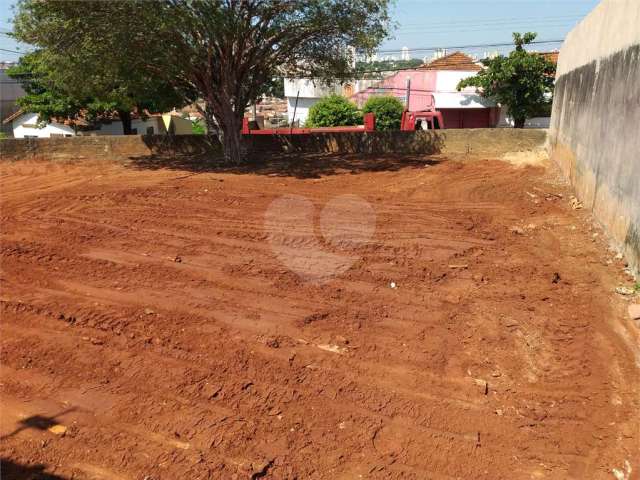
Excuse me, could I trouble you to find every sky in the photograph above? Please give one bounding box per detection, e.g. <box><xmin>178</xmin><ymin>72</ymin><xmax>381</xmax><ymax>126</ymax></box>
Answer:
<box><xmin>0</xmin><ymin>0</ymin><xmax>600</xmax><ymax>63</ymax></box>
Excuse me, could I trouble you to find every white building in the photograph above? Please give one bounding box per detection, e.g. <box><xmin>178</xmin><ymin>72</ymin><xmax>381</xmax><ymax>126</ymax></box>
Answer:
<box><xmin>4</xmin><ymin>110</ymin><xmax>193</xmax><ymax>138</ymax></box>
<box><xmin>401</xmin><ymin>46</ymin><xmax>410</xmax><ymax>61</ymax></box>
<box><xmin>283</xmin><ymin>77</ymin><xmax>384</xmax><ymax>127</ymax></box>
<box><xmin>7</xmin><ymin>111</ymin><xmax>76</xmax><ymax>138</ymax></box>
<box><xmin>283</xmin><ymin>78</ymin><xmax>345</xmax><ymax>126</ymax></box>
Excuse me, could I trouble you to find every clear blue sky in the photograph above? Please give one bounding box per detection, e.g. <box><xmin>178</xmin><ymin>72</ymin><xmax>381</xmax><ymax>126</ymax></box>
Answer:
<box><xmin>0</xmin><ymin>0</ymin><xmax>600</xmax><ymax>62</ymax></box>
<box><xmin>381</xmin><ymin>0</ymin><xmax>599</xmax><ymax>59</ymax></box>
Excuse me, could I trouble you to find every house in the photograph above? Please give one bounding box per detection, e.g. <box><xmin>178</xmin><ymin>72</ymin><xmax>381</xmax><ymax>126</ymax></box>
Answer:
<box><xmin>4</xmin><ymin>111</ymin><xmax>76</xmax><ymax>138</ymax></box>
<box><xmin>283</xmin><ymin>78</ymin><xmax>346</xmax><ymax>126</ymax></box>
<box><xmin>352</xmin><ymin>51</ymin><xmax>500</xmax><ymax>128</ymax></box>
<box><xmin>245</xmin><ymin>96</ymin><xmax>289</xmax><ymax>129</ymax></box>
<box><xmin>283</xmin><ymin>49</ymin><xmax>562</xmax><ymax>130</ymax></box>
<box><xmin>3</xmin><ymin>110</ymin><xmax>193</xmax><ymax>138</ymax></box>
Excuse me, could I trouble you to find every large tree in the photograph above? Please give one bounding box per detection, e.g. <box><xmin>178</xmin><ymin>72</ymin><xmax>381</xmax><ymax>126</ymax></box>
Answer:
<box><xmin>7</xmin><ymin>52</ymin><xmax>94</xmax><ymax>127</ymax></box>
<box><xmin>457</xmin><ymin>32</ymin><xmax>556</xmax><ymax>128</ymax></box>
<box><xmin>7</xmin><ymin>51</ymin><xmax>184</xmax><ymax>133</ymax></box>
<box><xmin>11</xmin><ymin>3</ymin><xmax>192</xmax><ymax>134</ymax></box>
<box><xmin>12</xmin><ymin>0</ymin><xmax>391</xmax><ymax>162</ymax></box>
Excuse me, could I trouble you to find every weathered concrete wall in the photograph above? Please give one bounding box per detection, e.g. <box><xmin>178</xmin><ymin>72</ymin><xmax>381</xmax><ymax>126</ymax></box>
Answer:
<box><xmin>244</xmin><ymin>130</ymin><xmax>443</xmax><ymax>155</ymax></box>
<box><xmin>548</xmin><ymin>0</ymin><xmax>640</xmax><ymax>275</ymax></box>
<box><xmin>0</xmin><ymin>135</ymin><xmax>223</xmax><ymax>162</ymax></box>
<box><xmin>1</xmin><ymin>128</ymin><xmax>547</xmax><ymax>163</ymax></box>
<box><xmin>439</xmin><ymin>128</ymin><xmax>546</xmax><ymax>157</ymax></box>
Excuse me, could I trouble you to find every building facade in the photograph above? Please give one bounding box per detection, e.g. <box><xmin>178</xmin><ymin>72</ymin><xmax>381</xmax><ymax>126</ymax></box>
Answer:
<box><xmin>285</xmin><ymin>52</ymin><xmax>501</xmax><ymax>129</ymax></box>
<box><xmin>5</xmin><ymin>111</ymin><xmax>193</xmax><ymax>138</ymax></box>
<box><xmin>352</xmin><ymin>52</ymin><xmax>499</xmax><ymax>128</ymax></box>
<box><xmin>283</xmin><ymin>78</ymin><xmax>346</xmax><ymax>126</ymax></box>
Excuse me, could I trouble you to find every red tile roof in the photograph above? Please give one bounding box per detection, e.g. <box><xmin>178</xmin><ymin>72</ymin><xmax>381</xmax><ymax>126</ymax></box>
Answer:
<box><xmin>2</xmin><ymin>108</ymin><xmax>25</xmax><ymax>124</ymax></box>
<box><xmin>419</xmin><ymin>51</ymin><xmax>482</xmax><ymax>72</ymax></box>
<box><xmin>3</xmin><ymin>108</ymin><xmax>168</xmax><ymax>126</ymax></box>
<box><xmin>539</xmin><ymin>51</ymin><xmax>559</xmax><ymax>64</ymax></box>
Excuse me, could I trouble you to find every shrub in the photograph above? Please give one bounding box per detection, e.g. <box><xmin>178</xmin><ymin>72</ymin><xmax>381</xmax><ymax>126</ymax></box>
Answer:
<box><xmin>306</xmin><ymin>94</ymin><xmax>362</xmax><ymax>128</ymax></box>
<box><xmin>191</xmin><ymin>119</ymin><xmax>206</xmax><ymax>135</ymax></box>
<box><xmin>362</xmin><ymin>95</ymin><xmax>405</xmax><ymax>131</ymax></box>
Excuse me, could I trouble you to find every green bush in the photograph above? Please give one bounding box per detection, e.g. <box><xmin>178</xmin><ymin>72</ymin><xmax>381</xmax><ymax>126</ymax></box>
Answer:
<box><xmin>362</xmin><ymin>95</ymin><xmax>405</xmax><ymax>131</ymax></box>
<box><xmin>306</xmin><ymin>94</ymin><xmax>362</xmax><ymax>128</ymax></box>
<box><xmin>191</xmin><ymin>119</ymin><xmax>206</xmax><ymax>135</ymax></box>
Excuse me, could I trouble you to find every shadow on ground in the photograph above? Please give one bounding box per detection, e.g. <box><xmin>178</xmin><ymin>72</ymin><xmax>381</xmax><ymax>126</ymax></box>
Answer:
<box><xmin>1</xmin><ymin>408</ymin><xmax>77</xmax><ymax>441</ymax></box>
<box><xmin>1</xmin><ymin>459</ymin><xmax>67</xmax><ymax>480</ymax></box>
<box><xmin>127</xmin><ymin>152</ymin><xmax>443</xmax><ymax>179</ymax></box>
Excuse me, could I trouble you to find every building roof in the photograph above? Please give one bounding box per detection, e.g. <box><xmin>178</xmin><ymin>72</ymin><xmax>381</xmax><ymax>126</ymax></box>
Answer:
<box><xmin>419</xmin><ymin>52</ymin><xmax>482</xmax><ymax>72</ymax></box>
<box><xmin>3</xmin><ymin>108</ymin><xmax>175</xmax><ymax>126</ymax></box>
<box><xmin>2</xmin><ymin>109</ymin><xmax>26</xmax><ymax>125</ymax></box>
<box><xmin>539</xmin><ymin>51</ymin><xmax>560</xmax><ymax>64</ymax></box>
<box><xmin>0</xmin><ymin>61</ymin><xmax>18</xmax><ymax>70</ymax></box>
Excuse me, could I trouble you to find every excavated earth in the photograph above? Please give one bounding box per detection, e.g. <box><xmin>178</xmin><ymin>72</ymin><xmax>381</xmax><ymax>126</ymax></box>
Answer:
<box><xmin>1</xmin><ymin>153</ymin><xmax>638</xmax><ymax>479</ymax></box>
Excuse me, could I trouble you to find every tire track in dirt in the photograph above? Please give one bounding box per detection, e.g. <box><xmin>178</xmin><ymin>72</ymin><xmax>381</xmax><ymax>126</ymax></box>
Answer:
<box><xmin>1</xmin><ymin>157</ymin><xmax>638</xmax><ymax>479</ymax></box>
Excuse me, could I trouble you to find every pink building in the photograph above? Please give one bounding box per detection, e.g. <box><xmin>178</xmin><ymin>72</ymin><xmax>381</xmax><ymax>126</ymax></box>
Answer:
<box><xmin>352</xmin><ymin>52</ymin><xmax>500</xmax><ymax>129</ymax></box>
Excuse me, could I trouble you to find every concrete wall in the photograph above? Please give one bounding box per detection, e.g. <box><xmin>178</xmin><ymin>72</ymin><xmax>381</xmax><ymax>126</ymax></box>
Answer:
<box><xmin>548</xmin><ymin>0</ymin><xmax>640</xmax><ymax>275</ymax></box>
<box><xmin>1</xmin><ymin>129</ymin><xmax>547</xmax><ymax>164</ymax></box>
<box><xmin>0</xmin><ymin>135</ymin><xmax>220</xmax><ymax>162</ymax></box>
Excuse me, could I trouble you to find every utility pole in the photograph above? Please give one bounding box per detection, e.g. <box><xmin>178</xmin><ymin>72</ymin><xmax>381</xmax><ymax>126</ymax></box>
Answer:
<box><xmin>290</xmin><ymin>90</ymin><xmax>300</xmax><ymax>134</ymax></box>
<box><xmin>405</xmin><ymin>77</ymin><xmax>411</xmax><ymax>110</ymax></box>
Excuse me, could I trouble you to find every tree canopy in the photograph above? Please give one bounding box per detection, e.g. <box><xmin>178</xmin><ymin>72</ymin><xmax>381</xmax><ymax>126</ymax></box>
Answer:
<box><xmin>457</xmin><ymin>32</ymin><xmax>556</xmax><ymax>128</ymax></box>
<box><xmin>7</xmin><ymin>51</ymin><xmax>184</xmax><ymax>132</ymax></box>
<box><xmin>10</xmin><ymin>1</ymin><xmax>192</xmax><ymax>134</ymax></box>
<box><xmin>12</xmin><ymin>0</ymin><xmax>391</xmax><ymax>161</ymax></box>
<box><xmin>7</xmin><ymin>52</ymin><xmax>94</xmax><ymax>125</ymax></box>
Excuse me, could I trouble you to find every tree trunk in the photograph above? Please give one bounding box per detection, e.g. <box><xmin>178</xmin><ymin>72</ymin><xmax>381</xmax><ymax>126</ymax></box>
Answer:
<box><xmin>204</xmin><ymin>91</ymin><xmax>248</xmax><ymax>164</ymax></box>
<box><xmin>513</xmin><ymin>117</ymin><xmax>526</xmax><ymax>129</ymax></box>
<box><xmin>119</xmin><ymin>110</ymin><xmax>133</xmax><ymax>135</ymax></box>
<box><xmin>204</xmin><ymin>112</ymin><xmax>217</xmax><ymax>136</ymax></box>
<box><xmin>221</xmin><ymin>119</ymin><xmax>244</xmax><ymax>164</ymax></box>
<box><xmin>216</xmin><ymin>105</ymin><xmax>245</xmax><ymax>164</ymax></box>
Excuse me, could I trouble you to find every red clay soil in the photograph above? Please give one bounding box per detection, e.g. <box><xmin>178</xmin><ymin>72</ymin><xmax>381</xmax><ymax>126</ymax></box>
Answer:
<box><xmin>1</xmin><ymin>154</ymin><xmax>638</xmax><ymax>480</ymax></box>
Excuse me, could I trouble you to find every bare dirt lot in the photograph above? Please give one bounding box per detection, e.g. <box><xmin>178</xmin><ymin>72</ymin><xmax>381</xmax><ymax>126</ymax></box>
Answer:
<box><xmin>1</xmin><ymin>154</ymin><xmax>638</xmax><ymax>479</ymax></box>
